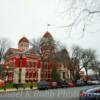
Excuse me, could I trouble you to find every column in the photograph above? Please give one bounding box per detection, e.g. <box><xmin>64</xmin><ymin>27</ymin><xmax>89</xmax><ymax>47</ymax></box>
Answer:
<box><xmin>38</xmin><ymin>68</ymin><xmax>41</xmax><ymax>82</ymax></box>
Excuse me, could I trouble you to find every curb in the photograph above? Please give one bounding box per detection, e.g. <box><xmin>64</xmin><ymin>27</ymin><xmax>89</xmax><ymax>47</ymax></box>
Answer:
<box><xmin>0</xmin><ymin>87</ymin><xmax>37</xmax><ymax>93</ymax></box>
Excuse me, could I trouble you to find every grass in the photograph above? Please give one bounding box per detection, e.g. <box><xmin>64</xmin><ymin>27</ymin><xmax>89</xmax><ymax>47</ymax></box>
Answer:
<box><xmin>5</xmin><ymin>83</ymin><xmax>14</xmax><ymax>89</ymax></box>
<box><xmin>0</xmin><ymin>82</ymin><xmax>37</xmax><ymax>90</ymax></box>
<box><xmin>0</xmin><ymin>86</ymin><xmax>5</xmax><ymax>90</ymax></box>
<box><xmin>0</xmin><ymin>83</ymin><xmax>14</xmax><ymax>90</ymax></box>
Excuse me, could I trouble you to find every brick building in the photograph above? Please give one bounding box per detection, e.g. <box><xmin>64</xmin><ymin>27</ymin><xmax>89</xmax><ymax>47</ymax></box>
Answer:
<box><xmin>3</xmin><ymin>32</ymin><xmax>73</xmax><ymax>84</ymax></box>
<box><xmin>4</xmin><ymin>37</ymin><xmax>41</xmax><ymax>83</ymax></box>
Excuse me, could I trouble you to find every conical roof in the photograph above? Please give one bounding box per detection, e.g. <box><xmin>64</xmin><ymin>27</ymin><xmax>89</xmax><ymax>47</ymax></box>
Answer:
<box><xmin>19</xmin><ymin>37</ymin><xmax>29</xmax><ymax>44</ymax></box>
<box><xmin>43</xmin><ymin>31</ymin><xmax>52</xmax><ymax>38</ymax></box>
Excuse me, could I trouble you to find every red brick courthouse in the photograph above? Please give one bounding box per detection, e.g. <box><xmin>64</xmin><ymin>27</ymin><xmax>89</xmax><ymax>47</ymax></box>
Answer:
<box><xmin>3</xmin><ymin>32</ymin><xmax>74</xmax><ymax>84</ymax></box>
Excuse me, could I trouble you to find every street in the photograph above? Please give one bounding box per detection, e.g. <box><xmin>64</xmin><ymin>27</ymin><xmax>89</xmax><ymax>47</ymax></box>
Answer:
<box><xmin>0</xmin><ymin>85</ymin><xmax>100</xmax><ymax>100</ymax></box>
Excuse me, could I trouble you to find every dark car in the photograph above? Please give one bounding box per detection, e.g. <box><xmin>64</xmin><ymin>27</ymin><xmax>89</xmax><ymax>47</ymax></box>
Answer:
<box><xmin>48</xmin><ymin>81</ymin><xmax>58</xmax><ymax>89</ymax></box>
<box><xmin>57</xmin><ymin>80</ymin><xmax>68</xmax><ymax>88</ymax></box>
<box><xmin>37</xmin><ymin>81</ymin><xmax>49</xmax><ymax>90</ymax></box>
<box><xmin>13</xmin><ymin>83</ymin><xmax>25</xmax><ymax>89</ymax></box>
<box><xmin>76</xmin><ymin>80</ymin><xmax>85</xmax><ymax>86</ymax></box>
<box><xmin>80</xmin><ymin>87</ymin><xmax>100</xmax><ymax>100</ymax></box>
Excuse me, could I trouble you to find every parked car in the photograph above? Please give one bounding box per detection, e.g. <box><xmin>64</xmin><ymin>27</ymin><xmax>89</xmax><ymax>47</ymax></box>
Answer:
<box><xmin>80</xmin><ymin>87</ymin><xmax>100</xmax><ymax>100</ymax></box>
<box><xmin>87</xmin><ymin>80</ymin><xmax>100</xmax><ymax>85</ymax></box>
<box><xmin>48</xmin><ymin>81</ymin><xmax>58</xmax><ymax>89</ymax></box>
<box><xmin>0</xmin><ymin>79</ymin><xmax>5</xmax><ymax>87</ymax></box>
<box><xmin>68</xmin><ymin>82</ymin><xmax>75</xmax><ymax>87</ymax></box>
<box><xmin>57</xmin><ymin>80</ymin><xmax>68</xmax><ymax>88</ymax></box>
<box><xmin>13</xmin><ymin>83</ymin><xmax>25</xmax><ymax>89</ymax></box>
<box><xmin>37</xmin><ymin>81</ymin><xmax>49</xmax><ymax>90</ymax></box>
<box><xmin>76</xmin><ymin>80</ymin><xmax>85</xmax><ymax>86</ymax></box>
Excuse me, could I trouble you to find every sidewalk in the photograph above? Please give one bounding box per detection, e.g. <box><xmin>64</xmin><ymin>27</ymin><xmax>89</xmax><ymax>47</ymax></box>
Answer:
<box><xmin>0</xmin><ymin>87</ymin><xmax>37</xmax><ymax>93</ymax></box>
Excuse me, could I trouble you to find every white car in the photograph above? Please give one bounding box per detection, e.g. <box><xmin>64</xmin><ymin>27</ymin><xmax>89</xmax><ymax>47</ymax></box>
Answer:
<box><xmin>87</xmin><ymin>80</ymin><xmax>100</xmax><ymax>85</ymax></box>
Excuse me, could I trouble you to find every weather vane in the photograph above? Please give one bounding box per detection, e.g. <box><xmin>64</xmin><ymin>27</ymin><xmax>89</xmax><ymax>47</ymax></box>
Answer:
<box><xmin>47</xmin><ymin>24</ymin><xmax>51</xmax><ymax>32</ymax></box>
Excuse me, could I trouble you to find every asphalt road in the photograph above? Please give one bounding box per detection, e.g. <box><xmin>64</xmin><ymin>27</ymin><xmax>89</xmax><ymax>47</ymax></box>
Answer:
<box><xmin>0</xmin><ymin>85</ymin><xmax>100</xmax><ymax>100</ymax></box>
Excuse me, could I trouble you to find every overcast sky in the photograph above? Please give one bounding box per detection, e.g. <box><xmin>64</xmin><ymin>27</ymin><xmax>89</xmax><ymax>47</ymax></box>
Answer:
<box><xmin>0</xmin><ymin>0</ymin><xmax>100</xmax><ymax>60</ymax></box>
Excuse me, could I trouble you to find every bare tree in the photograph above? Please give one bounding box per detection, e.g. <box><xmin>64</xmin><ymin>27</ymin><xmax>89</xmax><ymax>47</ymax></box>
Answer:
<box><xmin>71</xmin><ymin>45</ymin><xmax>96</xmax><ymax>70</ymax></box>
<box><xmin>30</xmin><ymin>38</ymin><xmax>42</xmax><ymax>57</ymax></box>
<box><xmin>30</xmin><ymin>38</ymin><xmax>62</xmax><ymax>61</ymax></box>
<box><xmin>70</xmin><ymin>45</ymin><xmax>83</xmax><ymax>81</ymax></box>
<box><xmin>81</xmin><ymin>48</ymin><xmax>96</xmax><ymax>77</ymax></box>
<box><xmin>71</xmin><ymin>45</ymin><xmax>83</xmax><ymax>59</ymax></box>
<box><xmin>59</xmin><ymin>0</ymin><xmax>100</xmax><ymax>36</ymax></box>
<box><xmin>0</xmin><ymin>38</ymin><xmax>11</xmax><ymax>63</ymax></box>
<box><xmin>96</xmin><ymin>63</ymin><xmax>100</xmax><ymax>77</ymax></box>
<box><xmin>90</xmin><ymin>61</ymin><xmax>100</xmax><ymax>76</ymax></box>
<box><xmin>71</xmin><ymin>45</ymin><xmax>83</xmax><ymax>70</ymax></box>
<box><xmin>71</xmin><ymin>45</ymin><xmax>97</xmax><ymax>81</ymax></box>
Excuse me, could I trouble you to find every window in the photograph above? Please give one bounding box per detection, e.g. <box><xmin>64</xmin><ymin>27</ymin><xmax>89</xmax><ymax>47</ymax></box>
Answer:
<box><xmin>26</xmin><ymin>71</ymin><xmax>29</xmax><ymax>78</ymax></box>
<box><xmin>29</xmin><ymin>62</ymin><xmax>32</xmax><ymax>67</ymax></box>
<box><xmin>32</xmin><ymin>62</ymin><xmax>35</xmax><ymax>67</ymax></box>
<box><xmin>48</xmin><ymin>74</ymin><xmax>51</xmax><ymax>78</ymax></box>
<box><xmin>44</xmin><ymin>62</ymin><xmax>48</xmax><ymax>69</ymax></box>
<box><xmin>27</xmin><ymin>61</ymin><xmax>30</xmax><ymax>67</ymax></box>
<box><xmin>29</xmin><ymin>71</ymin><xmax>32</xmax><ymax>78</ymax></box>
<box><xmin>63</xmin><ymin>72</ymin><xmax>65</xmax><ymax>79</ymax></box>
